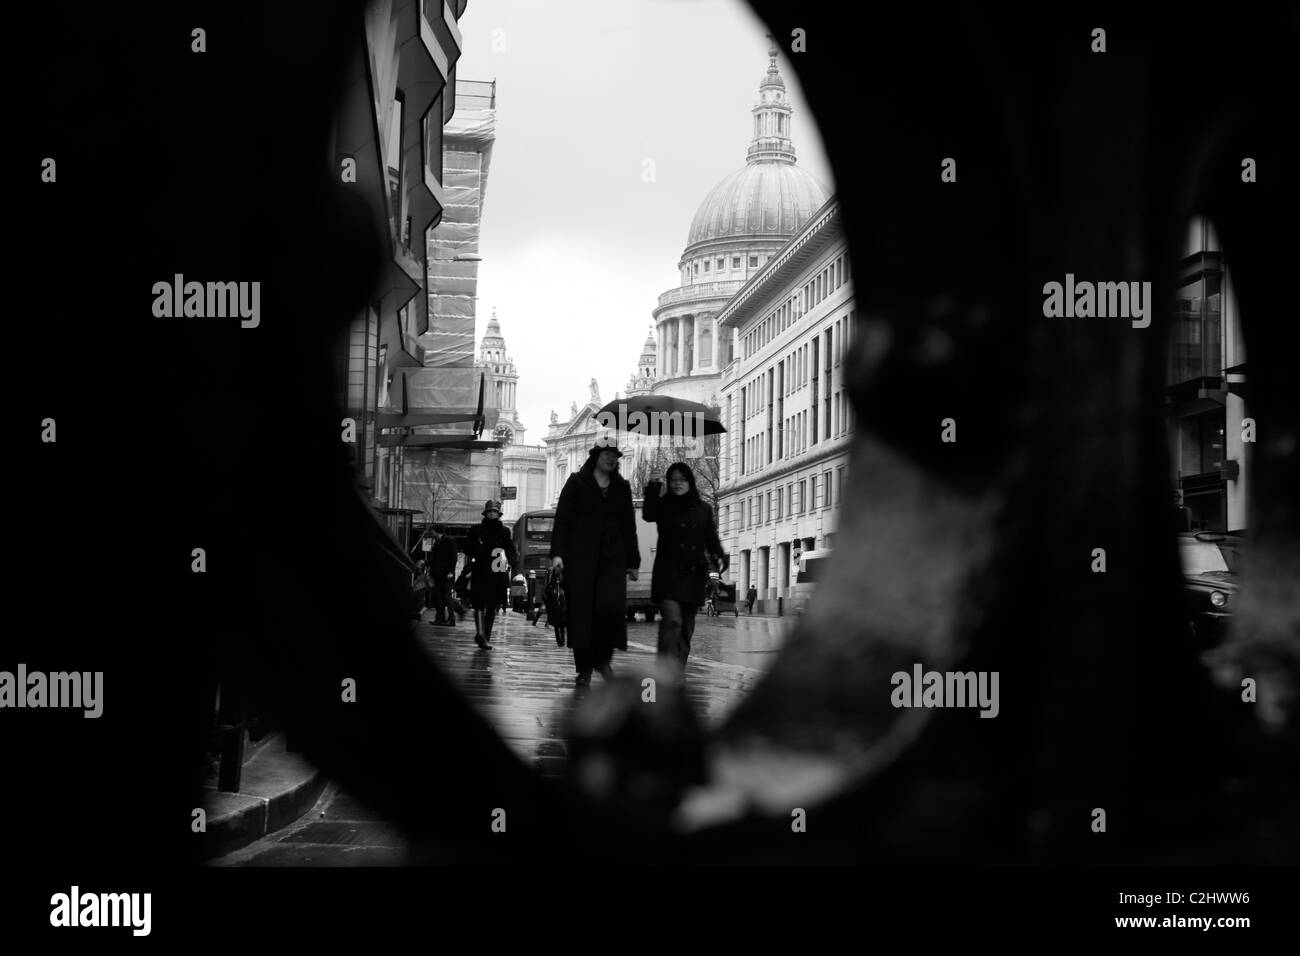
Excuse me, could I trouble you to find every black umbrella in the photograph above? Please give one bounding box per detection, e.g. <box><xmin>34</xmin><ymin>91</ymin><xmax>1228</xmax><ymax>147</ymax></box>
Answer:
<box><xmin>594</xmin><ymin>395</ymin><xmax>726</xmax><ymax>437</ymax></box>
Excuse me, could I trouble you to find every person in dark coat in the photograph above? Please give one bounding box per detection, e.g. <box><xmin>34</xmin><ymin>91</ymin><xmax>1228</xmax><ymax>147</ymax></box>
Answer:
<box><xmin>428</xmin><ymin>525</ymin><xmax>459</xmax><ymax>626</ymax></box>
<box><xmin>549</xmin><ymin>443</ymin><xmax>641</xmax><ymax>686</ymax></box>
<box><xmin>464</xmin><ymin>500</ymin><xmax>517</xmax><ymax>649</ymax></box>
<box><xmin>642</xmin><ymin>461</ymin><xmax>728</xmax><ymax>673</ymax></box>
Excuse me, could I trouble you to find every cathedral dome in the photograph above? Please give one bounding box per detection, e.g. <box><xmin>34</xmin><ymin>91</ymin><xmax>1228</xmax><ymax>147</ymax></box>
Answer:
<box><xmin>686</xmin><ymin>162</ymin><xmax>828</xmax><ymax>251</ymax></box>
<box><xmin>682</xmin><ymin>43</ymin><xmax>829</xmax><ymax>255</ymax></box>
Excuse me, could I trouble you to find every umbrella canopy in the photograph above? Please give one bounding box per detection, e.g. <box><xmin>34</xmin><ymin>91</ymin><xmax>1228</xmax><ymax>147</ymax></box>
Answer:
<box><xmin>594</xmin><ymin>395</ymin><xmax>726</xmax><ymax>438</ymax></box>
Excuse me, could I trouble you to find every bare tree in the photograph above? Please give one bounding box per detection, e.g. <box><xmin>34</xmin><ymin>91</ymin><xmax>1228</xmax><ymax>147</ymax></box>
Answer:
<box><xmin>625</xmin><ymin>431</ymin><xmax>722</xmax><ymax>513</ymax></box>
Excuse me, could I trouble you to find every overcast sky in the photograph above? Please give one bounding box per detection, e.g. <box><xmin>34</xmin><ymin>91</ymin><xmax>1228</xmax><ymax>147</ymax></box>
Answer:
<box><xmin>453</xmin><ymin>0</ymin><xmax>834</xmax><ymax>443</ymax></box>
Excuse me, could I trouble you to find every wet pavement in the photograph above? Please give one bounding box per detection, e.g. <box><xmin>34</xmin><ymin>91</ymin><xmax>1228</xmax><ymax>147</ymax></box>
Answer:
<box><xmin>210</xmin><ymin>607</ymin><xmax>788</xmax><ymax>865</ymax></box>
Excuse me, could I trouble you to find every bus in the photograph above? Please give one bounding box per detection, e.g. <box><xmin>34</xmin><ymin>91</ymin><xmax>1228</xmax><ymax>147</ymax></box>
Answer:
<box><xmin>511</xmin><ymin>505</ymin><xmax>661</xmax><ymax>621</ymax></box>
<box><xmin>512</xmin><ymin>509</ymin><xmax>555</xmax><ymax>614</ymax></box>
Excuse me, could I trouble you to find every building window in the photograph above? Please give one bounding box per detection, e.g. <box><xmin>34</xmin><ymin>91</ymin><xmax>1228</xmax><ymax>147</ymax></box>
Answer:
<box><xmin>717</xmin><ymin>257</ymin><xmax>725</xmax><ymax>270</ymax></box>
<box><xmin>694</xmin><ymin>262</ymin><xmax>699</xmax><ymax>275</ymax></box>
<box><xmin>823</xmin><ymin>470</ymin><xmax>833</xmax><ymax>508</ymax></box>
<box><xmin>749</xmin><ymin>255</ymin><xmax>758</xmax><ymax>268</ymax></box>
<box><xmin>1167</xmin><ymin>273</ymin><xmax>1222</xmax><ymax>385</ymax></box>
<box><xmin>733</xmin><ymin>256</ymin><xmax>741</xmax><ymax>269</ymax></box>
<box><xmin>386</xmin><ymin>93</ymin><xmax>405</xmax><ymax>228</ymax></box>
<box><xmin>704</xmin><ymin>260</ymin><xmax>710</xmax><ymax>273</ymax></box>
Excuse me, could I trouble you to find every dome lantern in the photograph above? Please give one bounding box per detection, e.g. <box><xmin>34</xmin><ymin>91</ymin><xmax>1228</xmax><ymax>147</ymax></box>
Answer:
<box><xmin>746</xmin><ymin>37</ymin><xmax>796</xmax><ymax>166</ymax></box>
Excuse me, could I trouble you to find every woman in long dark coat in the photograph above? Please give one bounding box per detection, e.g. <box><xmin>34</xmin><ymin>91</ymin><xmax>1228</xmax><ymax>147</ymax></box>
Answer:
<box><xmin>642</xmin><ymin>461</ymin><xmax>728</xmax><ymax>673</ymax></box>
<box><xmin>549</xmin><ymin>444</ymin><xmax>641</xmax><ymax>686</ymax></box>
<box><xmin>464</xmin><ymin>499</ymin><xmax>517</xmax><ymax>650</ymax></box>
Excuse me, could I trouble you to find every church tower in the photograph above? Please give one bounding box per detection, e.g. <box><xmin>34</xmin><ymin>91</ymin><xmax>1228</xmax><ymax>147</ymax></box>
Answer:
<box><xmin>625</xmin><ymin>325</ymin><xmax>658</xmax><ymax>397</ymax></box>
<box><xmin>477</xmin><ymin>308</ymin><xmax>525</xmax><ymax>445</ymax></box>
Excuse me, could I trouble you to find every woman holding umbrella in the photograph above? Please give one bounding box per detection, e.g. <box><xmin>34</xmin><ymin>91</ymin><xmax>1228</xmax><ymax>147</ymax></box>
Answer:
<box><xmin>642</xmin><ymin>461</ymin><xmax>728</xmax><ymax>674</ymax></box>
<box><xmin>549</xmin><ymin>443</ymin><xmax>641</xmax><ymax>686</ymax></box>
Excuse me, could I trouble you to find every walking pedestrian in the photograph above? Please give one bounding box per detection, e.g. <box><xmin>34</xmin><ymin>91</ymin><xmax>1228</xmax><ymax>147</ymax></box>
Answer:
<box><xmin>549</xmin><ymin>443</ymin><xmax>640</xmax><ymax>686</ymax></box>
<box><xmin>642</xmin><ymin>462</ymin><xmax>728</xmax><ymax>674</ymax></box>
<box><xmin>428</xmin><ymin>525</ymin><xmax>458</xmax><ymax>626</ymax></box>
<box><xmin>465</xmin><ymin>500</ymin><xmax>518</xmax><ymax>649</ymax></box>
<box><xmin>746</xmin><ymin>585</ymin><xmax>758</xmax><ymax>614</ymax></box>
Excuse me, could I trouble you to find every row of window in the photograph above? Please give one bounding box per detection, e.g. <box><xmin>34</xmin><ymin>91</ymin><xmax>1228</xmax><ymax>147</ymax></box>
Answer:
<box><xmin>743</xmin><ymin>312</ymin><xmax>854</xmax><ymax>420</ymax></box>
<box><xmin>734</xmin><ymin>313</ymin><xmax>855</xmax><ymax>477</ymax></box>
<box><xmin>743</xmin><ymin>253</ymin><xmax>850</xmax><ymax>359</ymax></box>
<box><xmin>743</xmin><ymin>388</ymin><xmax>853</xmax><ymax>467</ymax></box>
<box><xmin>689</xmin><ymin>253</ymin><xmax>762</xmax><ymax>281</ymax></box>
<box><xmin>721</xmin><ymin>466</ymin><xmax>848</xmax><ymax>533</ymax></box>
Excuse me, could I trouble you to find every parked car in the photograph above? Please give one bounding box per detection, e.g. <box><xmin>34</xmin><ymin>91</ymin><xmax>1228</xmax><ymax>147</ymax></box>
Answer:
<box><xmin>1178</xmin><ymin>531</ymin><xmax>1240</xmax><ymax>648</ymax></box>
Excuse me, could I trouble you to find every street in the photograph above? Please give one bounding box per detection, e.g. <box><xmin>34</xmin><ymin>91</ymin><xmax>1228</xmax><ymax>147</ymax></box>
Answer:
<box><xmin>210</xmin><ymin>608</ymin><xmax>789</xmax><ymax>865</ymax></box>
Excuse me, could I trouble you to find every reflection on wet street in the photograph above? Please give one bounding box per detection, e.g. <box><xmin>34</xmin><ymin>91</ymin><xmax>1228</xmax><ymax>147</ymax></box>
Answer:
<box><xmin>210</xmin><ymin>609</ymin><xmax>791</xmax><ymax>865</ymax></box>
<box><xmin>422</xmin><ymin>608</ymin><xmax>790</xmax><ymax>774</ymax></box>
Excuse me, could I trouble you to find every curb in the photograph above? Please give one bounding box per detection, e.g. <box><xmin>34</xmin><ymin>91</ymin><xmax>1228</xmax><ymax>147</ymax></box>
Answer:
<box><xmin>200</xmin><ymin>733</ymin><xmax>327</xmax><ymax>860</ymax></box>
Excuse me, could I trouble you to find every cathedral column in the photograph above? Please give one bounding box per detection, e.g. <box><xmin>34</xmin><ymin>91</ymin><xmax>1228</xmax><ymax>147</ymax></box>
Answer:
<box><xmin>658</xmin><ymin>322</ymin><xmax>666</xmax><ymax>378</ymax></box>
<box><xmin>677</xmin><ymin>316</ymin><xmax>687</xmax><ymax>376</ymax></box>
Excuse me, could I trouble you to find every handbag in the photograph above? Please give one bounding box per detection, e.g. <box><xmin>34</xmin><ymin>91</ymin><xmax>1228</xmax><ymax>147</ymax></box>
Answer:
<box><xmin>543</xmin><ymin>568</ymin><xmax>567</xmax><ymax>624</ymax></box>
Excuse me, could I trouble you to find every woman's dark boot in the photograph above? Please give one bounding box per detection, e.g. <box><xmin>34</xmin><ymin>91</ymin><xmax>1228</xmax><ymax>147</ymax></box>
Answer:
<box><xmin>473</xmin><ymin>611</ymin><xmax>488</xmax><ymax>650</ymax></box>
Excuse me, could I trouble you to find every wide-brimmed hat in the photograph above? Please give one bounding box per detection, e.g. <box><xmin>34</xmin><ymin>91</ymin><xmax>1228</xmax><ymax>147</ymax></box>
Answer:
<box><xmin>482</xmin><ymin>499</ymin><xmax>503</xmax><ymax>516</ymax></box>
<box><xmin>588</xmin><ymin>442</ymin><xmax>624</xmax><ymax>458</ymax></box>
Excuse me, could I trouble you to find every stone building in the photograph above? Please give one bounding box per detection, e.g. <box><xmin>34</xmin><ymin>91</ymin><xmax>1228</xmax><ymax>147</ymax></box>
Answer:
<box><xmin>716</xmin><ymin>196</ymin><xmax>855</xmax><ymax>610</ymax></box>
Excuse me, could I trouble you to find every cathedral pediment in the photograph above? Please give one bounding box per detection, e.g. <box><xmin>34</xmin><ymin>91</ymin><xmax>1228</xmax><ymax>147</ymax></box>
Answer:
<box><xmin>556</xmin><ymin>403</ymin><xmax>603</xmax><ymax>439</ymax></box>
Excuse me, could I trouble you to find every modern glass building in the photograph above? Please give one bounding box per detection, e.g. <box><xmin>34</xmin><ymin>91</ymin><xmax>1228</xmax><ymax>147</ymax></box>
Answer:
<box><xmin>1165</xmin><ymin>217</ymin><xmax>1250</xmax><ymax>532</ymax></box>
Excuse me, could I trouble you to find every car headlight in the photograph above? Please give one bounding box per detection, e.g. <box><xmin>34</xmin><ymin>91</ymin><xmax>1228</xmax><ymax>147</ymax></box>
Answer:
<box><xmin>1210</xmin><ymin>591</ymin><xmax>1227</xmax><ymax>609</ymax></box>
